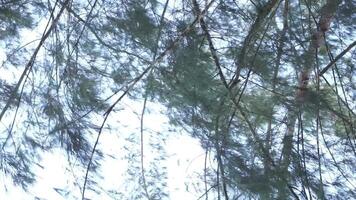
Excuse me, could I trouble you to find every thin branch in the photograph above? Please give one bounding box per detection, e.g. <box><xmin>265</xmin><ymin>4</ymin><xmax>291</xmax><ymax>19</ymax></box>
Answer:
<box><xmin>315</xmin><ymin>45</ymin><xmax>325</xmax><ymax>199</ymax></box>
<box><xmin>140</xmin><ymin>97</ymin><xmax>151</xmax><ymax>200</ymax></box>
<box><xmin>82</xmin><ymin>2</ymin><xmax>217</xmax><ymax>198</ymax></box>
<box><xmin>192</xmin><ymin>0</ymin><xmax>300</xmax><ymax>197</ymax></box>
<box><xmin>318</xmin><ymin>40</ymin><xmax>356</xmax><ymax>76</ymax></box>
<box><xmin>63</xmin><ymin>4</ymin><xmax>150</xmax><ymax>63</ymax></box>
<box><xmin>319</xmin><ymin>120</ymin><xmax>356</xmax><ymax>190</ymax></box>
<box><xmin>1</xmin><ymin>72</ymin><xmax>27</xmax><ymax>150</ymax></box>
<box><xmin>0</xmin><ymin>0</ymin><xmax>71</xmax><ymax>123</ymax></box>
<box><xmin>197</xmin><ymin>184</ymin><xmax>218</xmax><ymax>200</ymax></box>
<box><xmin>204</xmin><ymin>149</ymin><xmax>209</xmax><ymax>200</ymax></box>
<box><xmin>229</xmin><ymin>0</ymin><xmax>280</xmax><ymax>87</ymax></box>
<box><xmin>82</xmin><ymin>65</ymin><xmax>153</xmax><ymax>200</ymax></box>
<box><xmin>192</xmin><ymin>0</ymin><xmax>228</xmax><ymax>88</ymax></box>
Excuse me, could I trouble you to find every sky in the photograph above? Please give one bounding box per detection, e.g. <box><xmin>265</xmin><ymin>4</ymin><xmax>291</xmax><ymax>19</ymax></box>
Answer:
<box><xmin>0</xmin><ymin>3</ymin><xmax>213</xmax><ymax>199</ymax></box>
<box><xmin>0</xmin><ymin>95</ymin><xmax>210</xmax><ymax>199</ymax></box>
<box><xmin>3</xmin><ymin>0</ymin><xmax>355</xmax><ymax>199</ymax></box>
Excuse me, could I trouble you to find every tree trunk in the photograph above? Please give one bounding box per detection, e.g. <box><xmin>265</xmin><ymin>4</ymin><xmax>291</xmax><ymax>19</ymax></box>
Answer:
<box><xmin>278</xmin><ymin>0</ymin><xmax>341</xmax><ymax>198</ymax></box>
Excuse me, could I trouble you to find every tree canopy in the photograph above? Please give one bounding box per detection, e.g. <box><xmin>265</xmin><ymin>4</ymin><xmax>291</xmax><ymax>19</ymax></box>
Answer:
<box><xmin>0</xmin><ymin>0</ymin><xmax>355</xmax><ymax>199</ymax></box>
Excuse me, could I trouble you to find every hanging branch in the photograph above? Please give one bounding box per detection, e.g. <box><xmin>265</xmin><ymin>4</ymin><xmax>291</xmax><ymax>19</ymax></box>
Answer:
<box><xmin>140</xmin><ymin>97</ymin><xmax>151</xmax><ymax>200</ymax></box>
<box><xmin>189</xmin><ymin>5</ymin><xmax>234</xmax><ymax>194</ymax></box>
<box><xmin>229</xmin><ymin>0</ymin><xmax>280</xmax><ymax>88</ymax></box>
<box><xmin>279</xmin><ymin>0</ymin><xmax>342</xmax><ymax>198</ymax></box>
<box><xmin>322</xmin><ymin>36</ymin><xmax>356</xmax><ymax>154</ymax></box>
<box><xmin>0</xmin><ymin>0</ymin><xmax>71</xmax><ymax>123</ymax></box>
<box><xmin>265</xmin><ymin>0</ymin><xmax>289</xmax><ymax>181</ymax></box>
<box><xmin>319</xmin><ymin>121</ymin><xmax>356</xmax><ymax>191</ymax></box>
<box><xmin>192</xmin><ymin>0</ymin><xmax>300</xmax><ymax>198</ymax></box>
<box><xmin>191</xmin><ymin>0</ymin><xmax>229</xmax><ymax>89</ymax></box>
<box><xmin>82</xmin><ymin>1</ymin><xmax>217</xmax><ymax>199</ymax></box>
<box><xmin>63</xmin><ymin>4</ymin><xmax>151</xmax><ymax>63</ymax></box>
<box><xmin>314</xmin><ymin>46</ymin><xmax>326</xmax><ymax>199</ymax></box>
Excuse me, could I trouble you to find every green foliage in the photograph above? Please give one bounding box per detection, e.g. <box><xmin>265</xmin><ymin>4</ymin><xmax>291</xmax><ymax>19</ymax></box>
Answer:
<box><xmin>2</xmin><ymin>149</ymin><xmax>36</xmax><ymax>190</ymax></box>
<box><xmin>108</xmin><ymin>5</ymin><xmax>157</xmax><ymax>50</ymax></box>
<box><xmin>0</xmin><ymin>1</ymin><xmax>33</xmax><ymax>39</ymax></box>
<box><xmin>111</xmin><ymin>68</ymin><xmax>132</xmax><ymax>85</ymax></box>
<box><xmin>150</xmin><ymin>35</ymin><xmax>223</xmax><ymax>112</ymax></box>
<box><xmin>71</xmin><ymin>75</ymin><xmax>106</xmax><ymax>111</ymax></box>
<box><xmin>42</xmin><ymin>94</ymin><xmax>63</xmax><ymax>119</ymax></box>
<box><xmin>243</xmin><ymin>92</ymin><xmax>275</xmax><ymax>124</ymax></box>
<box><xmin>0</xmin><ymin>0</ymin><xmax>355</xmax><ymax>199</ymax></box>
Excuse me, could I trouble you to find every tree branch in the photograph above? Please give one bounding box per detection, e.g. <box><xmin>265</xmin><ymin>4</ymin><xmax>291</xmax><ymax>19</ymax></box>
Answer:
<box><xmin>318</xmin><ymin>40</ymin><xmax>356</xmax><ymax>76</ymax></box>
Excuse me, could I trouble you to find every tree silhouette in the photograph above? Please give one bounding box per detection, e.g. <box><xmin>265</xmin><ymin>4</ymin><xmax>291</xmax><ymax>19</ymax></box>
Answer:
<box><xmin>0</xmin><ymin>0</ymin><xmax>355</xmax><ymax>199</ymax></box>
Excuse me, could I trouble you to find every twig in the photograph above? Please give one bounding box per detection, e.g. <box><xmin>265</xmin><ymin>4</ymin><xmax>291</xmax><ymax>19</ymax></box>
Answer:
<box><xmin>318</xmin><ymin>40</ymin><xmax>356</xmax><ymax>76</ymax></box>
<box><xmin>0</xmin><ymin>0</ymin><xmax>70</xmax><ymax>122</ymax></box>
<box><xmin>82</xmin><ymin>1</ymin><xmax>217</xmax><ymax>198</ymax></box>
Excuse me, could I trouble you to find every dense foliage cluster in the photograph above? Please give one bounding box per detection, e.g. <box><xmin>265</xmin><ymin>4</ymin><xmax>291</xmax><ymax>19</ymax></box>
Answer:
<box><xmin>0</xmin><ymin>0</ymin><xmax>355</xmax><ymax>199</ymax></box>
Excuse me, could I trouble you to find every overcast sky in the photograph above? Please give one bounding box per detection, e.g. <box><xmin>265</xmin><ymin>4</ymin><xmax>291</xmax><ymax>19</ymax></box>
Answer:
<box><xmin>0</xmin><ymin>5</ymin><xmax>213</xmax><ymax>199</ymax></box>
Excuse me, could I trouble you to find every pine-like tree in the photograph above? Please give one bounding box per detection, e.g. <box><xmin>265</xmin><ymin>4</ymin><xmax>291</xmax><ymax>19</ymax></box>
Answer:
<box><xmin>0</xmin><ymin>0</ymin><xmax>355</xmax><ymax>199</ymax></box>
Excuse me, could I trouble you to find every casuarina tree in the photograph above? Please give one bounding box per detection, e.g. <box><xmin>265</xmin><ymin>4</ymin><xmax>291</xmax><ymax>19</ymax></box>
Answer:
<box><xmin>0</xmin><ymin>0</ymin><xmax>355</xmax><ymax>199</ymax></box>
